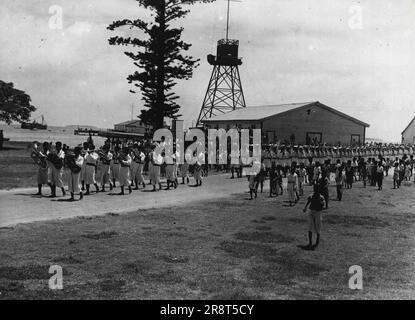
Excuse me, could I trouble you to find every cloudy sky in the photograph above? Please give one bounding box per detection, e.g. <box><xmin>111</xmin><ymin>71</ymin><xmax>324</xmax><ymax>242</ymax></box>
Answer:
<box><xmin>1</xmin><ymin>0</ymin><xmax>414</xmax><ymax>142</ymax></box>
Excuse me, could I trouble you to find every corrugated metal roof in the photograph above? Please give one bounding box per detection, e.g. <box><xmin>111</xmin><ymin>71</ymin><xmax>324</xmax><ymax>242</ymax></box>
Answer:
<box><xmin>202</xmin><ymin>101</ymin><xmax>370</xmax><ymax>127</ymax></box>
<box><xmin>202</xmin><ymin>102</ymin><xmax>316</xmax><ymax>121</ymax></box>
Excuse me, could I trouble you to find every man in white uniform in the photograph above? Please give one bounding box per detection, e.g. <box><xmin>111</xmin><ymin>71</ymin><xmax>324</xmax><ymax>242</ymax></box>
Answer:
<box><xmin>130</xmin><ymin>144</ymin><xmax>146</xmax><ymax>189</ymax></box>
<box><xmin>84</xmin><ymin>145</ymin><xmax>100</xmax><ymax>195</ymax></box>
<box><xmin>118</xmin><ymin>147</ymin><xmax>132</xmax><ymax>195</ymax></box>
<box><xmin>33</xmin><ymin>141</ymin><xmax>50</xmax><ymax>196</ymax></box>
<box><xmin>98</xmin><ymin>145</ymin><xmax>113</xmax><ymax>192</ymax></box>
<box><xmin>47</xmin><ymin>141</ymin><xmax>66</xmax><ymax>198</ymax></box>
<box><xmin>68</xmin><ymin>147</ymin><xmax>84</xmax><ymax>201</ymax></box>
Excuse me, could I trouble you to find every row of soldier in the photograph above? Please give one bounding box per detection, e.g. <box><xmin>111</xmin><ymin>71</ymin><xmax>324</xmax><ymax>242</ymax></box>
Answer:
<box><xmin>261</xmin><ymin>144</ymin><xmax>414</xmax><ymax>164</ymax></box>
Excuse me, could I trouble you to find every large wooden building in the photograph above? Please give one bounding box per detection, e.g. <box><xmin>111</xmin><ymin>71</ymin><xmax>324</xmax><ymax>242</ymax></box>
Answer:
<box><xmin>202</xmin><ymin>101</ymin><xmax>369</xmax><ymax>145</ymax></box>
<box><xmin>402</xmin><ymin>117</ymin><xmax>415</xmax><ymax>144</ymax></box>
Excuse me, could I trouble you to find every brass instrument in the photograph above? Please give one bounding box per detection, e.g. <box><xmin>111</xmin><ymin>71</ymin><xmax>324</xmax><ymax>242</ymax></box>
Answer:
<box><xmin>98</xmin><ymin>149</ymin><xmax>111</xmax><ymax>164</ymax></box>
<box><xmin>30</xmin><ymin>143</ymin><xmax>47</xmax><ymax>169</ymax></box>
<box><xmin>65</xmin><ymin>150</ymin><xmax>82</xmax><ymax>174</ymax></box>
<box><xmin>117</xmin><ymin>152</ymin><xmax>127</xmax><ymax>163</ymax></box>
<box><xmin>47</xmin><ymin>149</ymin><xmax>64</xmax><ymax>170</ymax></box>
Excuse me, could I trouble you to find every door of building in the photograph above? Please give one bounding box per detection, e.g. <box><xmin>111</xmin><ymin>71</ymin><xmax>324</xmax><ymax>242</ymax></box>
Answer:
<box><xmin>351</xmin><ymin>134</ymin><xmax>360</xmax><ymax>145</ymax></box>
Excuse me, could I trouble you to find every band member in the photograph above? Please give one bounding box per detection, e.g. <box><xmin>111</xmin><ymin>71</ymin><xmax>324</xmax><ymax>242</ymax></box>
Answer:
<box><xmin>180</xmin><ymin>161</ymin><xmax>190</xmax><ymax>184</ymax></box>
<box><xmin>47</xmin><ymin>141</ymin><xmax>66</xmax><ymax>198</ymax></box>
<box><xmin>32</xmin><ymin>141</ymin><xmax>50</xmax><ymax>196</ymax></box>
<box><xmin>98</xmin><ymin>145</ymin><xmax>113</xmax><ymax>192</ymax></box>
<box><xmin>118</xmin><ymin>147</ymin><xmax>132</xmax><ymax>195</ymax></box>
<box><xmin>110</xmin><ymin>145</ymin><xmax>121</xmax><ymax>188</ymax></box>
<box><xmin>149</xmin><ymin>146</ymin><xmax>162</xmax><ymax>191</ymax></box>
<box><xmin>193</xmin><ymin>160</ymin><xmax>203</xmax><ymax>186</ymax></box>
<box><xmin>165</xmin><ymin>154</ymin><xmax>177</xmax><ymax>190</ymax></box>
<box><xmin>131</xmin><ymin>144</ymin><xmax>146</xmax><ymax>189</ymax></box>
<box><xmin>173</xmin><ymin>156</ymin><xmax>179</xmax><ymax>186</ymax></box>
<box><xmin>84</xmin><ymin>145</ymin><xmax>100</xmax><ymax>195</ymax></box>
<box><xmin>67</xmin><ymin>147</ymin><xmax>84</xmax><ymax>201</ymax></box>
<box><xmin>80</xmin><ymin>142</ymin><xmax>88</xmax><ymax>191</ymax></box>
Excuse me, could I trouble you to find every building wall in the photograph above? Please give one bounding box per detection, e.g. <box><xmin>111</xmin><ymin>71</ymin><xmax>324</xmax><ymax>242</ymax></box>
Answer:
<box><xmin>204</xmin><ymin>104</ymin><xmax>366</xmax><ymax>145</ymax></box>
<box><xmin>114</xmin><ymin>124</ymin><xmax>126</xmax><ymax>132</ymax></box>
<box><xmin>262</xmin><ymin>105</ymin><xmax>365</xmax><ymax>145</ymax></box>
<box><xmin>402</xmin><ymin>121</ymin><xmax>415</xmax><ymax>144</ymax></box>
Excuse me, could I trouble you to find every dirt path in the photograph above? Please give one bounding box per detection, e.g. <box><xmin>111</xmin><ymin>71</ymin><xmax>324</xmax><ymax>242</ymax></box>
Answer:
<box><xmin>0</xmin><ymin>174</ymin><xmax>252</xmax><ymax>227</ymax></box>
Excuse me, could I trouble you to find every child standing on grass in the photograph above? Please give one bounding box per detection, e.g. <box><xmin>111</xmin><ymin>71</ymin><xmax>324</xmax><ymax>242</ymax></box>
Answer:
<box><xmin>193</xmin><ymin>161</ymin><xmax>203</xmax><ymax>186</ymax></box>
<box><xmin>405</xmin><ymin>161</ymin><xmax>411</xmax><ymax>181</ymax></box>
<box><xmin>297</xmin><ymin>163</ymin><xmax>306</xmax><ymax>196</ymax></box>
<box><xmin>248</xmin><ymin>174</ymin><xmax>257</xmax><ymax>200</ymax></box>
<box><xmin>303</xmin><ymin>187</ymin><xmax>326</xmax><ymax>250</ymax></box>
<box><xmin>318</xmin><ymin>172</ymin><xmax>330</xmax><ymax>209</ymax></box>
<box><xmin>393</xmin><ymin>162</ymin><xmax>400</xmax><ymax>189</ymax></box>
<box><xmin>269</xmin><ymin>163</ymin><xmax>277</xmax><ymax>197</ymax></box>
<box><xmin>256</xmin><ymin>162</ymin><xmax>266</xmax><ymax>193</ymax></box>
<box><xmin>360</xmin><ymin>160</ymin><xmax>367</xmax><ymax>188</ymax></box>
<box><xmin>276</xmin><ymin>165</ymin><xmax>284</xmax><ymax>196</ymax></box>
<box><xmin>335</xmin><ymin>164</ymin><xmax>344</xmax><ymax>201</ymax></box>
<box><xmin>376</xmin><ymin>161</ymin><xmax>384</xmax><ymax>190</ymax></box>
<box><xmin>287</xmin><ymin>167</ymin><xmax>298</xmax><ymax>206</ymax></box>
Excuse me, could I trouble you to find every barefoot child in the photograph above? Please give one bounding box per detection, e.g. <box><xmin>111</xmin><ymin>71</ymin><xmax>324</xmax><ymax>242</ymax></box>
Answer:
<box><xmin>302</xmin><ymin>187</ymin><xmax>326</xmax><ymax>250</ymax></box>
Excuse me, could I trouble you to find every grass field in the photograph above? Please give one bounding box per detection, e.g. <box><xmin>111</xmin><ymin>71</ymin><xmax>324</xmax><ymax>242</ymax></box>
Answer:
<box><xmin>0</xmin><ymin>141</ymin><xmax>37</xmax><ymax>190</ymax></box>
<box><xmin>1</xmin><ymin>176</ymin><xmax>415</xmax><ymax>299</ymax></box>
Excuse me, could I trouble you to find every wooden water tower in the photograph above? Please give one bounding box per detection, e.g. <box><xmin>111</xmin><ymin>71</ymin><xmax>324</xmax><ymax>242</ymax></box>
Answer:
<box><xmin>196</xmin><ymin>0</ymin><xmax>246</xmax><ymax>126</ymax></box>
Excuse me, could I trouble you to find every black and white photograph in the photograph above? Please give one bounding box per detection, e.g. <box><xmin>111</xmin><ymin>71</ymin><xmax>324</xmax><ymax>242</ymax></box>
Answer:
<box><xmin>1</xmin><ymin>0</ymin><xmax>415</xmax><ymax>304</ymax></box>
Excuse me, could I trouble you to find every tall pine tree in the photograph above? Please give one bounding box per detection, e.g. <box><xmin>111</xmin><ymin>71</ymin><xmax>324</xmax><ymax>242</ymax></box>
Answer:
<box><xmin>108</xmin><ymin>0</ymin><xmax>215</xmax><ymax>130</ymax></box>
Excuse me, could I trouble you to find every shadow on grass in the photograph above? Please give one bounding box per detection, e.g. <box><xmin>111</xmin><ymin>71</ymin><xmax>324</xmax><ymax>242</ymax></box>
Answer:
<box><xmin>81</xmin><ymin>231</ymin><xmax>118</xmax><ymax>240</ymax></box>
<box><xmin>218</xmin><ymin>240</ymin><xmax>278</xmax><ymax>259</ymax></box>
<box><xmin>122</xmin><ymin>260</ymin><xmax>183</xmax><ymax>285</ymax></box>
<box><xmin>13</xmin><ymin>193</ymin><xmax>43</xmax><ymax>198</ymax></box>
<box><xmin>247</xmin><ymin>250</ymin><xmax>328</xmax><ymax>286</ymax></box>
<box><xmin>324</xmin><ymin>214</ymin><xmax>390</xmax><ymax>228</ymax></box>
<box><xmin>234</xmin><ymin>231</ymin><xmax>295</xmax><ymax>244</ymax></box>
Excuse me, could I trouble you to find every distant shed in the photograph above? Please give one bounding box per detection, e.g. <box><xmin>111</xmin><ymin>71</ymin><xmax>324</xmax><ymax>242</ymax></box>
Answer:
<box><xmin>114</xmin><ymin>120</ymin><xmax>151</xmax><ymax>135</ymax></box>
